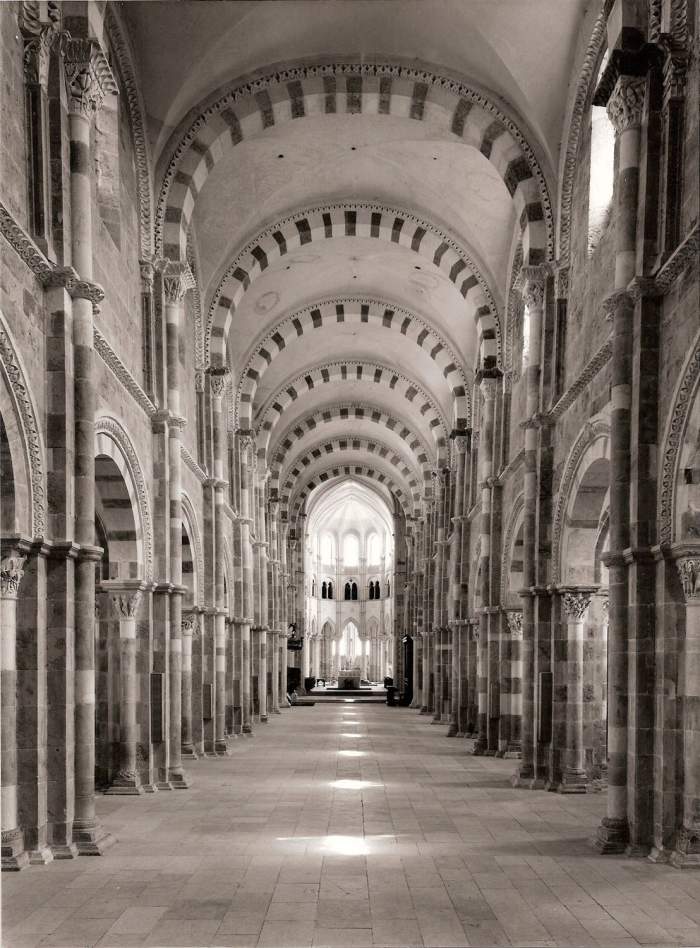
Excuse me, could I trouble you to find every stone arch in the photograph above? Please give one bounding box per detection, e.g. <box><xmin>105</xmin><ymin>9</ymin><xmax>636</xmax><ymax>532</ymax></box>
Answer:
<box><xmin>274</xmin><ymin>435</ymin><xmax>425</xmax><ymax>499</ymax></box>
<box><xmin>267</xmin><ymin>403</ymin><xmax>437</xmax><ymax>482</ymax></box>
<box><xmin>0</xmin><ymin>313</ymin><xmax>46</xmax><ymax>538</ymax></box>
<box><xmin>255</xmin><ymin>361</ymin><xmax>450</xmax><ymax>463</ymax></box>
<box><xmin>553</xmin><ymin>418</ymin><xmax>611</xmax><ymax>586</ymax></box>
<box><xmin>237</xmin><ymin>296</ymin><xmax>470</xmax><ymax>428</ymax></box>
<box><xmin>658</xmin><ymin>334</ymin><xmax>700</xmax><ymax>545</ymax></box>
<box><xmin>208</xmin><ymin>203</ymin><xmax>500</xmax><ymax>368</ymax></box>
<box><xmin>321</xmin><ymin>619</ymin><xmax>335</xmax><ymax>638</ymax></box>
<box><xmin>284</xmin><ymin>455</ymin><xmax>419</xmax><ymax>519</ymax></box>
<box><xmin>500</xmin><ymin>494</ymin><xmax>525</xmax><ymax>607</ymax></box>
<box><xmin>156</xmin><ymin>61</ymin><xmax>552</xmax><ymax>270</ymax></box>
<box><xmin>181</xmin><ymin>491</ymin><xmax>205</xmax><ymax>608</ymax></box>
<box><xmin>289</xmin><ymin>465</ymin><xmax>414</xmax><ymax>523</ymax></box>
<box><xmin>95</xmin><ymin>418</ymin><xmax>153</xmax><ymax>582</ymax></box>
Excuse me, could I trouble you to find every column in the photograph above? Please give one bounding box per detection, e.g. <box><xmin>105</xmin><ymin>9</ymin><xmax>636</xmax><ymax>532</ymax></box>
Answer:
<box><xmin>448</xmin><ymin>435</ymin><xmax>468</xmax><ymax>736</ymax></box>
<box><xmin>256</xmin><ymin>479</ymin><xmax>269</xmax><ymax>720</ymax></box>
<box><xmin>1</xmin><ymin>552</ymin><xmax>29</xmax><ymax>869</ymax></box>
<box><xmin>558</xmin><ymin>589</ymin><xmax>595</xmax><ymax>792</ymax></box>
<box><xmin>505</xmin><ymin>612</ymin><xmax>523</xmax><ymax>757</ymax></box>
<box><xmin>63</xmin><ymin>36</ymin><xmax>117</xmax><ymax>853</ymax></box>
<box><xmin>474</xmin><ymin>375</ymin><xmax>498</xmax><ymax>754</ymax></box>
<box><xmin>104</xmin><ymin>585</ymin><xmax>144</xmax><ymax>795</ymax></box>
<box><xmin>181</xmin><ymin>612</ymin><xmax>198</xmax><ymax>758</ymax></box>
<box><xmin>238</xmin><ymin>434</ymin><xmax>254</xmax><ymax>734</ymax></box>
<box><xmin>595</xmin><ymin>67</ymin><xmax>646</xmax><ymax>853</ymax></box>
<box><xmin>209</xmin><ymin>368</ymin><xmax>230</xmax><ymax>753</ymax></box>
<box><xmin>511</xmin><ymin>267</ymin><xmax>545</xmax><ymax>784</ymax></box>
<box><xmin>671</xmin><ymin>555</ymin><xmax>700</xmax><ymax>867</ymax></box>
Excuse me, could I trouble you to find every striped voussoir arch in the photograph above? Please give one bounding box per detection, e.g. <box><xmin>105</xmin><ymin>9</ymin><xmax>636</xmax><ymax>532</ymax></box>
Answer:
<box><xmin>274</xmin><ymin>435</ymin><xmax>424</xmax><ymax>501</ymax></box>
<box><xmin>156</xmin><ymin>61</ymin><xmax>551</xmax><ymax>269</ymax></box>
<box><xmin>286</xmin><ymin>463</ymin><xmax>416</xmax><ymax>523</ymax></box>
<box><xmin>254</xmin><ymin>361</ymin><xmax>449</xmax><ymax>463</ymax></box>
<box><xmin>208</xmin><ymin>203</ymin><xmax>500</xmax><ymax>369</ymax></box>
<box><xmin>267</xmin><ymin>403</ymin><xmax>435</xmax><ymax>487</ymax></box>
<box><xmin>237</xmin><ymin>296</ymin><xmax>470</xmax><ymax>430</ymax></box>
<box><xmin>95</xmin><ymin>422</ymin><xmax>152</xmax><ymax>582</ymax></box>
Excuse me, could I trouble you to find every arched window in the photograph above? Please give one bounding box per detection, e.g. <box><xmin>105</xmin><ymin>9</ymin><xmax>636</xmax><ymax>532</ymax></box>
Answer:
<box><xmin>321</xmin><ymin>533</ymin><xmax>334</xmax><ymax>563</ymax></box>
<box><xmin>344</xmin><ymin>582</ymin><xmax>351</xmax><ymax>601</ymax></box>
<box><xmin>343</xmin><ymin>534</ymin><xmax>359</xmax><ymax>566</ymax></box>
<box><xmin>367</xmin><ymin>533</ymin><xmax>380</xmax><ymax>564</ymax></box>
<box><xmin>321</xmin><ymin>581</ymin><xmax>327</xmax><ymax>599</ymax></box>
<box><xmin>386</xmin><ymin>579</ymin><xmax>390</xmax><ymax>597</ymax></box>
<box><xmin>368</xmin><ymin>581</ymin><xmax>374</xmax><ymax>600</ymax></box>
<box><xmin>328</xmin><ymin>581</ymin><xmax>333</xmax><ymax>599</ymax></box>
<box><xmin>311</xmin><ymin>578</ymin><xmax>315</xmax><ymax>597</ymax></box>
<box><xmin>588</xmin><ymin>53</ymin><xmax>615</xmax><ymax>254</ymax></box>
<box><xmin>375</xmin><ymin>581</ymin><xmax>381</xmax><ymax>598</ymax></box>
<box><xmin>351</xmin><ymin>582</ymin><xmax>358</xmax><ymax>601</ymax></box>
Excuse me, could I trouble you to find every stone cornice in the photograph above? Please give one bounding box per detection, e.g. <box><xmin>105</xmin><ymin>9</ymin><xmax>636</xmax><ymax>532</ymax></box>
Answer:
<box><xmin>548</xmin><ymin>337</ymin><xmax>613</xmax><ymax>422</ymax></box>
<box><xmin>93</xmin><ymin>326</ymin><xmax>156</xmax><ymax>415</ymax></box>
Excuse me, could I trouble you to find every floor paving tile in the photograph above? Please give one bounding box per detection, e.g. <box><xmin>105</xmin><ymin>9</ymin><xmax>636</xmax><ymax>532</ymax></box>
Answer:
<box><xmin>3</xmin><ymin>706</ymin><xmax>700</xmax><ymax>948</ymax></box>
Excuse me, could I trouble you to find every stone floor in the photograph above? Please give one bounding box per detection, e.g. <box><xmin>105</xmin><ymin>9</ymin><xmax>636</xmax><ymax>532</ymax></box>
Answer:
<box><xmin>3</xmin><ymin>705</ymin><xmax>700</xmax><ymax>948</ymax></box>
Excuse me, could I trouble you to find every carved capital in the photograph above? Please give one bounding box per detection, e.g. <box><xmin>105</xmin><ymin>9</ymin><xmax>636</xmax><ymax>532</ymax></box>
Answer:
<box><xmin>139</xmin><ymin>258</ymin><xmax>155</xmax><ymax>292</ymax></box>
<box><xmin>677</xmin><ymin>557</ymin><xmax>700</xmax><ymax>602</ymax></box>
<box><xmin>606</xmin><ymin>75</ymin><xmax>646</xmax><ymax>134</ymax></box>
<box><xmin>0</xmin><ymin>554</ymin><xmax>26</xmax><ymax>598</ymax></box>
<box><xmin>562</xmin><ymin>590</ymin><xmax>593</xmax><ymax>621</ymax></box>
<box><xmin>182</xmin><ymin>612</ymin><xmax>199</xmax><ymax>637</ymax></box>
<box><xmin>110</xmin><ymin>589</ymin><xmax>142</xmax><ymax>619</ymax></box>
<box><xmin>518</xmin><ymin>265</ymin><xmax>546</xmax><ymax>309</ymax></box>
<box><xmin>555</xmin><ymin>266</ymin><xmax>569</xmax><ymax>301</ymax></box>
<box><xmin>61</xmin><ymin>35</ymin><xmax>117</xmax><ymax>119</ymax></box>
<box><xmin>208</xmin><ymin>366</ymin><xmax>230</xmax><ymax>399</ymax></box>
<box><xmin>480</xmin><ymin>377</ymin><xmax>499</xmax><ymax>401</ymax></box>
<box><xmin>453</xmin><ymin>434</ymin><xmax>469</xmax><ymax>454</ymax></box>
<box><xmin>160</xmin><ymin>260</ymin><xmax>195</xmax><ymax>304</ymax></box>
<box><xmin>194</xmin><ymin>370</ymin><xmax>206</xmax><ymax>394</ymax></box>
<box><xmin>506</xmin><ymin>611</ymin><xmax>523</xmax><ymax>638</ymax></box>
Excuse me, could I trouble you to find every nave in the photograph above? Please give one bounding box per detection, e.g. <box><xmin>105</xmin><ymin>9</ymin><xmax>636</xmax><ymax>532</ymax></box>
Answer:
<box><xmin>3</xmin><ymin>705</ymin><xmax>700</xmax><ymax>948</ymax></box>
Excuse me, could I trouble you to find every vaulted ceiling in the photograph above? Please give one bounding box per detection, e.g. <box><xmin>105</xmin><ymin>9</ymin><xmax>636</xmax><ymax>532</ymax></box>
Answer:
<box><xmin>122</xmin><ymin>0</ymin><xmax>590</xmax><ymax>516</ymax></box>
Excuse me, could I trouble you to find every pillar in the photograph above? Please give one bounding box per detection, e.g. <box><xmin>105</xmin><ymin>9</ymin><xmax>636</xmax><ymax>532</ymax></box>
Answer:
<box><xmin>104</xmin><ymin>586</ymin><xmax>144</xmax><ymax>795</ymax></box>
<box><xmin>595</xmin><ymin>67</ymin><xmax>647</xmax><ymax>853</ymax></box>
<box><xmin>64</xmin><ymin>36</ymin><xmax>118</xmax><ymax>852</ymax></box>
<box><xmin>511</xmin><ymin>267</ymin><xmax>545</xmax><ymax>783</ymax></box>
<box><xmin>181</xmin><ymin>612</ymin><xmax>198</xmax><ymax>758</ymax></box>
<box><xmin>238</xmin><ymin>433</ymin><xmax>255</xmax><ymax>734</ymax></box>
<box><xmin>558</xmin><ymin>589</ymin><xmax>595</xmax><ymax>792</ymax></box>
<box><xmin>209</xmin><ymin>368</ymin><xmax>230</xmax><ymax>753</ymax></box>
<box><xmin>1</xmin><ymin>552</ymin><xmax>29</xmax><ymax>870</ymax></box>
<box><xmin>671</xmin><ymin>555</ymin><xmax>700</xmax><ymax>867</ymax></box>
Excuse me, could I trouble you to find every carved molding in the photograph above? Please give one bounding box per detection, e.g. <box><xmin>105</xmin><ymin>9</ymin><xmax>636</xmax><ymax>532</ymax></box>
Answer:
<box><xmin>181</xmin><ymin>492</ymin><xmax>206</xmax><ymax>609</ymax></box>
<box><xmin>156</xmin><ymin>59</ymin><xmax>553</xmax><ymax>261</ymax></box>
<box><xmin>181</xmin><ymin>444</ymin><xmax>208</xmax><ymax>485</ymax></box>
<box><xmin>548</xmin><ymin>337</ymin><xmax>613</xmax><ymax>422</ymax></box>
<box><xmin>94</xmin><ymin>326</ymin><xmax>156</xmax><ymax>416</ymax></box>
<box><xmin>658</xmin><ymin>339</ymin><xmax>700</xmax><ymax>545</ymax></box>
<box><xmin>655</xmin><ymin>223</ymin><xmax>699</xmax><ymax>293</ymax></box>
<box><xmin>551</xmin><ymin>418</ymin><xmax>611</xmax><ymax>584</ymax></box>
<box><xmin>0</xmin><ymin>316</ymin><xmax>46</xmax><ymax>538</ymax></box>
<box><xmin>557</xmin><ymin>9</ymin><xmax>607</xmax><ymax>262</ymax></box>
<box><xmin>104</xmin><ymin>6</ymin><xmax>153</xmax><ymax>260</ymax></box>
<box><xmin>0</xmin><ymin>554</ymin><xmax>26</xmax><ymax>598</ymax></box>
<box><xmin>60</xmin><ymin>35</ymin><xmax>117</xmax><ymax>118</ymax></box>
<box><xmin>19</xmin><ymin>1</ymin><xmax>61</xmax><ymax>87</ymax></box>
<box><xmin>606</xmin><ymin>75</ymin><xmax>647</xmax><ymax>134</ymax></box>
<box><xmin>185</xmin><ymin>235</ymin><xmax>205</xmax><ymax>371</ymax></box>
<box><xmin>95</xmin><ymin>417</ymin><xmax>154</xmax><ymax>582</ymax></box>
<box><xmin>500</xmin><ymin>494</ymin><xmax>525</xmax><ymax>604</ymax></box>
<box><xmin>506</xmin><ymin>610</ymin><xmax>523</xmax><ymax>637</ymax></box>
<box><xmin>0</xmin><ymin>201</ymin><xmax>54</xmax><ymax>280</ymax></box>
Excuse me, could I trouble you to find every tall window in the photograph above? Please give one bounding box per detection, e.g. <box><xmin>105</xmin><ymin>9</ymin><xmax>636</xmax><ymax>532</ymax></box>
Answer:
<box><xmin>321</xmin><ymin>581</ymin><xmax>327</xmax><ymax>599</ymax></box>
<box><xmin>368</xmin><ymin>581</ymin><xmax>375</xmax><ymax>600</ymax></box>
<box><xmin>588</xmin><ymin>55</ymin><xmax>615</xmax><ymax>254</ymax></box>
<box><xmin>367</xmin><ymin>533</ymin><xmax>381</xmax><ymax>564</ymax></box>
<box><xmin>321</xmin><ymin>534</ymin><xmax>334</xmax><ymax>563</ymax></box>
<box><xmin>327</xmin><ymin>581</ymin><xmax>334</xmax><ymax>599</ymax></box>
<box><xmin>343</xmin><ymin>534</ymin><xmax>359</xmax><ymax>566</ymax></box>
<box><xmin>351</xmin><ymin>582</ymin><xmax>358</xmax><ymax>601</ymax></box>
<box><xmin>344</xmin><ymin>582</ymin><xmax>351</xmax><ymax>600</ymax></box>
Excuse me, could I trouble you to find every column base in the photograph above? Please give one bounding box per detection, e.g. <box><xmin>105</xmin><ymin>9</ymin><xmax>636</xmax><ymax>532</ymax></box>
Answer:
<box><xmin>648</xmin><ymin>845</ymin><xmax>672</xmax><ymax>864</ymax></box>
<box><xmin>556</xmin><ymin>781</ymin><xmax>588</xmax><ymax>794</ymax></box>
<box><xmin>142</xmin><ymin>784</ymin><xmax>159</xmax><ymax>793</ymax></box>
<box><xmin>626</xmin><ymin>843</ymin><xmax>651</xmax><ymax>858</ymax></box>
<box><xmin>168</xmin><ymin>769</ymin><xmax>190</xmax><ymax>789</ymax></box>
<box><xmin>594</xmin><ymin>817</ymin><xmax>629</xmax><ymax>854</ymax></box>
<box><xmin>446</xmin><ymin>723</ymin><xmax>459</xmax><ymax>737</ymax></box>
<box><xmin>181</xmin><ymin>745</ymin><xmax>199</xmax><ymax>760</ymax></box>
<box><xmin>28</xmin><ymin>846</ymin><xmax>54</xmax><ymax>865</ymax></box>
<box><xmin>420</xmin><ymin>706</ymin><xmax>429</xmax><ymax>714</ymax></box>
<box><xmin>484</xmin><ymin>748</ymin><xmax>498</xmax><ymax>757</ymax></box>
<box><xmin>1</xmin><ymin>830</ymin><xmax>29</xmax><ymax>871</ymax></box>
<box><xmin>242</xmin><ymin>725</ymin><xmax>254</xmax><ymax>736</ymax></box>
<box><xmin>260</xmin><ymin>714</ymin><xmax>269</xmax><ymax>723</ymax></box>
<box><xmin>105</xmin><ymin>772</ymin><xmax>144</xmax><ymax>795</ymax></box>
<box><xmin>73</xmin><ymin>820</ymin><xmax>117</xmax><ymax>856</ymax></box>
<box><xmin>52</xmin><ymin>843</ymin><xmax>79</xmax><ymax>859</ymax></box>
<box><xmin>214</xmin><ymin>741</ymin><xmax>230</xmax><ymax>756</ymax></box>
<box><xmin>272</xmin><ymin>708</ymin><xmax>282</xmax><ymax>715</ymax></box>
<box><xmin>156</xmin><ymin>781</ymin><xmax>174</xmax><ymax>790</ymax></box>
<box><xmin>494</xmin><ymin>749</ymin><xmax>505</xmax><ymax>758</ymax></box>
<box><xmin>472</xmin><ymin>738</ymin><xmax>488</xmax><ymax>756</ymax></box>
